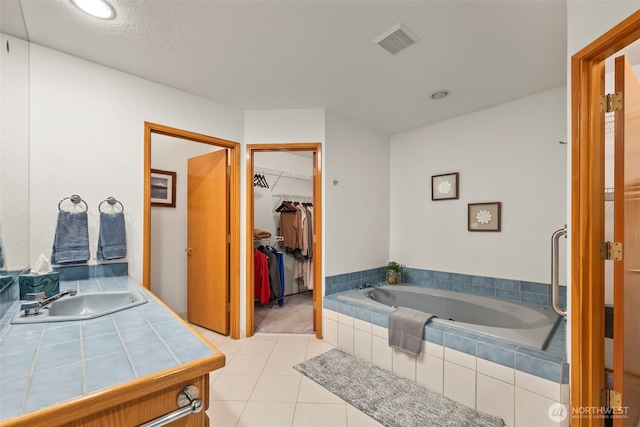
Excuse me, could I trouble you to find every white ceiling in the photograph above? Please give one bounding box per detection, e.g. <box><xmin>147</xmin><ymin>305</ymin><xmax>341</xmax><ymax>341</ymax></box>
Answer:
<box><xmin>1</xmin><ymin>0</ymin><xmax>569</xmax><ymax>135</ymax></box>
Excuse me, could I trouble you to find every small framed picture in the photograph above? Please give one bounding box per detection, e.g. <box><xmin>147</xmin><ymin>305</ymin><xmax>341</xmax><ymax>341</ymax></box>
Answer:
<box><xmin>468</xmin><ymin>202</ymin><xmax>501</xmax><ymax>232</ymax></box>
<box><xmin>150</xmin><ymin>169</ymin><xmax>177</xmax><ymax>208</ymax></box>
<box><xmin>431</xmin><ymin>172</ymin><xmax>459</xmax><ymax>201</ymax></box>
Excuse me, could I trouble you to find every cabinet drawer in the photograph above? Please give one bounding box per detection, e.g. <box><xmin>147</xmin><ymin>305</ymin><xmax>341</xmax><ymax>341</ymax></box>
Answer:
<box><xmin>67</xmin><ymin>374</ymin><xmax>209</xmax><ymax>427</ymax></box>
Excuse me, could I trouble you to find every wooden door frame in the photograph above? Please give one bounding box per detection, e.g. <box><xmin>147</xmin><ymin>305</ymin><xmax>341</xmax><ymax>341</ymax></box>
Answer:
<box><xmin>571</xmin><ymin>10</ymin><xmax>640</xmax><ymax>426</ymax></box>
<box><xmin>246</xmin><ymin>143</ymin><xmax>323</xmax><ymax>339</ymax></box>
<box><xmin>143</xmin><ymin>122</ymin><xmax>242</xmax><ymax>339</ymax></box>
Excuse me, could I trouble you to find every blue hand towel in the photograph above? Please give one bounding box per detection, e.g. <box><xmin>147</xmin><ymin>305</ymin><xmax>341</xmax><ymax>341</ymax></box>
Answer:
<box><xmin>51</xmin><ymin>211</ymin><xmax>90</xmax><ymax>264</ymax></box>
<box><xmin>97</xmin><ymin>212</ymin><xmax>126</xmax><ymax>260</ymax></box>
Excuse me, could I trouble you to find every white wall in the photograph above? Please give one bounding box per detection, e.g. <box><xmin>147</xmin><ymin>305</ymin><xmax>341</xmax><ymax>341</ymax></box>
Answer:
<box><xmin>567</xmin><ymin>2</ymin><xmax>639</xmax><ymax>57</ymax></box>
<box><xmin>390</xmin><ymin>87</ymin><xmax>567</xmax><ymax>284</ymax></box>
<box><xmin>150</xmin><ymin>134</ymin><xmax>220</xmax><ymax>315</ymax></box>
<box><xmin>244</xmin><ymin>109</ymin><xmax>325</xmax><ymax>144</ymax></box>
<box><xmin>324</xmin><ymin>111</ymin><xmax>391</xmax><ymax>276</ymax></box>
<box><xmin>0</xmin><ymin>35</ymin><xmax>30</xmax><ymax>271</ymax></box>
<box><xmin>28</xmin><ymin>44</ymin><xmax>243</xmax><ymax>283</ymax></box>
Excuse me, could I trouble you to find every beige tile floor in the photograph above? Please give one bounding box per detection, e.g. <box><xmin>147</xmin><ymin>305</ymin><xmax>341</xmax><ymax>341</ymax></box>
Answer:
<box><xmin>190</xmin><ymin>326</ymin><xmax>384</xmax><ymax>427</ymax></box>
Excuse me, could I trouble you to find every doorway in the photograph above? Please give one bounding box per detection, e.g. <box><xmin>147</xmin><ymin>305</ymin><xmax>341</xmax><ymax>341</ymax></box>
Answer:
<box><xmin>143</xmin><ymin>122</ymin><xmax>242</xmax><ymax>338</ymax></box>
<box><xmin>571</xmin><ymin>10</ymin><xmax>640</xmax><ymax>427</ymax></box>
<box><xmin>253</xmin><ymin>151</ymin><xmax>314</xmax><ymax>334</ymax></box>
<box><xmin>246</xmin><ymin>143</ymin><xmax>323</xmax><ymax>339</ymax></box>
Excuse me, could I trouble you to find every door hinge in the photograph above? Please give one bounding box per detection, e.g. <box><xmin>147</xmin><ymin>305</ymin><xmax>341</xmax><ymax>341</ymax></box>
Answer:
<box><xmin>600</xmin><ymin>92</ymin><xmax>623</xmax><ymax>113</ymax></box>
<box><xmin>600</xmin><ymin>388</ymin><xmax>622</xmax><ymax>408</ymax></box>
<box><xmin>226</xmin><ymin>234</ymin><xmax>231</xmax><ymax>244</ymax></box>
<box><xmin>600</xmin><ymin>241</ymin><xmax>622</xmax><ymax>261</ymax></box>
<box><xmin>226</xmin><ymin>165</ymin><xmax>231</xmax><ymax>175</ymax></box>
<box><xmin>226</xmin><ymin>302</ymin><xmax>231</xmax><ymax>312</ymax></box>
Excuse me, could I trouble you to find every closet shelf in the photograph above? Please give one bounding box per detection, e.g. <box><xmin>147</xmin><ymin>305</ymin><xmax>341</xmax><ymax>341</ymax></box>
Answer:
<box><xmin>272</xmin><ymin>193</ymin><xmax>313</xmax><ymax>202</ymax></box>
<box><xmin>254</xmin><ymin>167</ymin><xmax>312</xmax><ymax>191</ymax></box>
<box><xmin>254</xmin><ymin>236</ymin><xmax>284</xmax><ymax>243</ymax></box>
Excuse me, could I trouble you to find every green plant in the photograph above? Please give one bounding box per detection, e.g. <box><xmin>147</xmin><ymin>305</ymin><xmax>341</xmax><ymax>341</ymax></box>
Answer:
<box><xmin>385</xmin><ymin>261</ymin><xmax>405</xmax><ymax>274</ymax></box>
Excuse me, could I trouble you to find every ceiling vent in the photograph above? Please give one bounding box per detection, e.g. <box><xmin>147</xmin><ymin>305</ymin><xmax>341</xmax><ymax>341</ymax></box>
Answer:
<box><xmin>373</xmin><ymin>23</ymin><xmax>420</xmax><ymax>56</ymax></box>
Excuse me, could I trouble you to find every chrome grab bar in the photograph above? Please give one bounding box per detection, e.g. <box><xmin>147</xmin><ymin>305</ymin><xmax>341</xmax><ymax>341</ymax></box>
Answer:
<box><xmin>139</xmin><ymin>385</ymin><xmax>202</xmax><ymax>427</ymax></box>
<box><xmin>551</xmin><ymin>226</ymin><xmax>567</xmax><ymax>319</ymax></box>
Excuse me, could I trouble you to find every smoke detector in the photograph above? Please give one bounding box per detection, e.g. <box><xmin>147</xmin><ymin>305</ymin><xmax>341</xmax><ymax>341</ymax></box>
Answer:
<box><xmin>373</xmin><ymin>23</ymin><xmax>420</xmax><ymax>56</ymax></box>
<box><xmin>430</xmin><ymin>90</ymin><xmax>451</xmax><ymax>100</ymax></box>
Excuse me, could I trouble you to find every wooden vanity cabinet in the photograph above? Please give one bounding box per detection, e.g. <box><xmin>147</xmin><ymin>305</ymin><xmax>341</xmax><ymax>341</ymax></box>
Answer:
<box><xmin>3</xmin><ymin>354</ymin><xmax>224</xmax><ymax>427</ymax></box>
<box><xmin>67</xmin><ymin>374</ymin><xmax>210</xmax><ymax>426</ymax></box>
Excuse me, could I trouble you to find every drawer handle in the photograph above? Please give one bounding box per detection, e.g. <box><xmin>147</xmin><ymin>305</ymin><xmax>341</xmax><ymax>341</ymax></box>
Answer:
<box><xmin>138</xmin><ymin>385</ymin><xmax>202</xmax><ymax>427</ymax></box>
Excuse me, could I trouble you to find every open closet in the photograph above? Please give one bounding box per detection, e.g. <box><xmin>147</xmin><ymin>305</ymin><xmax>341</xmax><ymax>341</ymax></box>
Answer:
<box><xmin>252</xmin><ymin>151</ymin><xmax>314</xmax><ymax>334</ymax></box>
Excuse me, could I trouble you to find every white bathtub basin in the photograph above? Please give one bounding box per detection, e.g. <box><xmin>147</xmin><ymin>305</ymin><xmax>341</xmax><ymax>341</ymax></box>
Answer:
<box><xmin>337</xmin><ymin>285</ymin><xmax>562</xmax><ymax>350</ymax></box>
<box><xmin>11</xmin><ymin>290</ymin><xmax>148</xmax><ymax>324</ymax></box>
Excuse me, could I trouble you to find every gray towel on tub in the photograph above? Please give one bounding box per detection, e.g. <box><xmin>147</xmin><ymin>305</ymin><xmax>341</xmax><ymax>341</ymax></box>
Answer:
<box><xmin>51</xmin><ymin>211</ymin><xmax>90</xmax><ymax>264</ymax></box>
<box><xmin>388</xmin><ymin>307</ymin><xmax>435</xmax><ymax>356</ymax></box>
<box><xmin>97</xmin><ymin>212</ymin><xmax>126</xmax><ymax>260</ymax></box>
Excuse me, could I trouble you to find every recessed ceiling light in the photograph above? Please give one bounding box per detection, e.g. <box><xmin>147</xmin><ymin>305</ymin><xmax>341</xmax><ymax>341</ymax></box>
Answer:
<box><xmin>430</xmin><ymin>90</ymin><xmax>450</xmax><ymax>100</ymax></box>
<box><xmin>71</xmin><ymin>0</ymin><xmax>116</xmax><ymax>20</ymax></box>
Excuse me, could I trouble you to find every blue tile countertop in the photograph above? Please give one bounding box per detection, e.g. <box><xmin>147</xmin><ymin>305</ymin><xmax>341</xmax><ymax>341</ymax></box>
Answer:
<box><xmin>0</xmin><ymin>276</ymin><xmax>222</xmax><ymax>423</ymax></box>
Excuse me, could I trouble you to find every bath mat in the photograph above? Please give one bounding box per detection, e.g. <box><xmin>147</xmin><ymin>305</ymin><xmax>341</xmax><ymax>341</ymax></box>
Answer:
<box><xmin>294</xmin><ymin>349</ymin><xmax>504</xmax><ymax>427</ymax></box>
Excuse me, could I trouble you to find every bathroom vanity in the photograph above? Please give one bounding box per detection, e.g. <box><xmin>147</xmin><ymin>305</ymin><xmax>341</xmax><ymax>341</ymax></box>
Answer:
<box><xmin>0</xmin><ymin>276</ymin><xmax>225</xmax><ymax>426</ymax></box>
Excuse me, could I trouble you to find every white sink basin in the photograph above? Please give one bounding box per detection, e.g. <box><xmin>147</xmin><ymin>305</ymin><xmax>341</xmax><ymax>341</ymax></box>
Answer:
<box><xmin>11</xmin><ymin>290</ymin><xmax>148</xmax><ymax>324</ymax></box>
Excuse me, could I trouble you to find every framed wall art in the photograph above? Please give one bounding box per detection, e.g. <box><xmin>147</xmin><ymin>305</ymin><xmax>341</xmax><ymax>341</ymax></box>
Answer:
<box><xmin>150</xmin><ymin>169</ymin><xmax>177</xmax><ymax>208</ymax></box>
<box><xmin>431</xmin><ymin>172</ymin><xmax>459</xmax><ymax>201</ymax></box>
<box><xmin>468</xmin><ymin>202</ymin><xmax>501</xmax><ymax>232</ymax></box>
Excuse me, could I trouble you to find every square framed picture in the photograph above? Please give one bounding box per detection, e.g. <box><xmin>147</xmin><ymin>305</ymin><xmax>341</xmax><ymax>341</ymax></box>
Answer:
<box><xmin>150</xmin><ymin>169</ymin><xmax>177</xmax><ymax>208</ymax></box>
<box><xmin>431</xmin><ymin>172</ymin><xmax>459</xmax><ymax>201</ymax></box>
<box><xmin>468</xmin><ymin>202</ymin><xmax>501</xmax><ymax>232</ymax></box>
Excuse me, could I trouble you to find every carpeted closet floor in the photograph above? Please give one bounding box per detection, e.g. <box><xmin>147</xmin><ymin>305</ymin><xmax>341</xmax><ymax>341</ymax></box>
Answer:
<box><xmin>254</xmin><ymin>291</ymin><xmax>314</xmax><ymax>334</ymax></box>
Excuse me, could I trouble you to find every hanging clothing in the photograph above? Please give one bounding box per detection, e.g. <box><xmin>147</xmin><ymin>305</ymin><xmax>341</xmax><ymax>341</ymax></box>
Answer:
<box><xmin>280</xmin><ymin>211</ymin><xmax>297</xmax><ymax>249</ymax></box>
<box><xmin>295</xmin><ymin>258</ymin><xmax>313</xmax><ymax>290</ymax></box>
<box><xmin>266</xmin><ymin>245</ymin><xmax>286</xmax><ymax>307</ymax></box>
<box><xmin>254</xmin><ymin>249</ymin><xmax>270</xmax><ymax>304</ymax></box>
<box><xmin>277</xmin><ymin>200</ymin><xmax>313</xmax><ymax>292</ymax></box>
<box><xmin>294</xmin><ymin>205</ymin><xmax>308</xmax><ymax>256</ymax></box>
<box><xmin>258</xmin><ymin>245</ymin><xmax>282</xmax><ymax>301</ymax></box>
<box><xmin>305</xmin><ymin>205</ymin><xmax>313</xmax><ymax>258</ymax></box>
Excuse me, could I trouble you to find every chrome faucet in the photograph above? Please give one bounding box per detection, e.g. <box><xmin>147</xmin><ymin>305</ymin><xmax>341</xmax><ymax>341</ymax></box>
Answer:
<box><xmin>357</xmin><ymin>283</ymin><xmax>383</xmax><ymax>290</ymax></box>
<box><xmin>20</xmin><ymin>289</ymin><xmax>77</xmax><ymax>316</ymax></box>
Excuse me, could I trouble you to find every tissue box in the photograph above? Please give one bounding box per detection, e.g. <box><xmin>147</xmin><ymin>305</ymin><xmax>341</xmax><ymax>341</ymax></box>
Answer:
<box><xmin>0</xmin><ymin>275</ymin><xmax>12</xmax><ymax>290</ymax></box>
<box><xmin>19</xmin><ymin>273</ymin><xmax>60</xmax><ymax>299</ymax></box>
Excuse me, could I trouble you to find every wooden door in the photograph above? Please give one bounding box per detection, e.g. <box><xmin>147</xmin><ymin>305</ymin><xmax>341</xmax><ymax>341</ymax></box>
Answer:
<box><xmin>187</xmin><ymin>150</ymin><xmax>229</xmax><ymax>334</ymax></box>
<box><xmin>613</xmin><ymin>55</ymin><xmax>640</xmax><ymax>427</ymax></box>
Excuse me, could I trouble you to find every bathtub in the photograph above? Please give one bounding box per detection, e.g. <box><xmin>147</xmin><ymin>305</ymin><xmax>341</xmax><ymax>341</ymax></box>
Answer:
<box><xmin>337</xmin><ymin>284</ymin><xmax>561</xmax><ymax>350</ymax></box>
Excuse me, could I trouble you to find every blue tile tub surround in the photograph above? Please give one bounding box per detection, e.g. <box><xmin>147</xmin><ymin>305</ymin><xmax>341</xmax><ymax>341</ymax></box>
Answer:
<box><xmin>0</xmin><ymin>275</ymin><xmax>219</xmax><ymax>422</ymax></box>
<box><xmin>326</xmin><ymin>266</ymin><xmax>567</xmax><ymax>309</ymax></box>
<box><xmin>325</xmin><ymin>267</ymin><xmax>385</xmax><ymax>295</ymax></box>
<box><xmin>324</xmin><ymin>291</ymin><xmax>569</xmax><ymax>384</ymax></box>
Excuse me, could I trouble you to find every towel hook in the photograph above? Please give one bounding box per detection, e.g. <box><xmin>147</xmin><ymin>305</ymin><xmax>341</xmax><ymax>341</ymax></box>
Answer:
<box><xmin>58</xmin><ymin>194</ymin><xmax>88</xmax><ymax>212</ymax></box>
<box><xmin>99</xmin><ymin>196</ymin><xmax>124</xmax><ymax>213</ymax></box>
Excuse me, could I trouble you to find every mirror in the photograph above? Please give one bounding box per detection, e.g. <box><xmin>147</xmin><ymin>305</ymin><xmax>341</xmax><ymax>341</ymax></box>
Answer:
<box><xmin>0</xmin><ymin>34</ymin><xmax>30</xmax><ymax>272</ymax></box>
